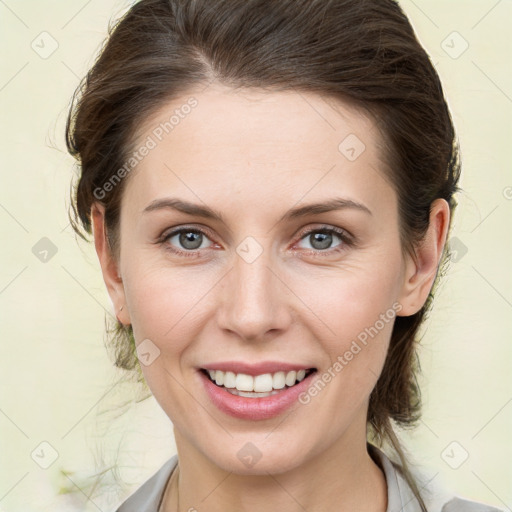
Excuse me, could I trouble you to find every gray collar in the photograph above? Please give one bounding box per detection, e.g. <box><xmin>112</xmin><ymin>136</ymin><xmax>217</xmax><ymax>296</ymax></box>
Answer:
<box><xmin>368</xmin><ymin>443</ymin><xmax>425</xmax><ymax>512</ymax></box>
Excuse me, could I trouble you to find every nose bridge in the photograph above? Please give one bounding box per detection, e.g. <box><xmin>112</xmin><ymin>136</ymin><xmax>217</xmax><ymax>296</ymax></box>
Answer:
<box><xmin>218</xmin><ymin>239</ymin><xmax>290</xmax><ymax>340</ymax></box>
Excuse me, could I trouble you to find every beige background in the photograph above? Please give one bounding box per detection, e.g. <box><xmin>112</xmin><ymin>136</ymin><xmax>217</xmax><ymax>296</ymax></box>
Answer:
<box><xmin>1</xmin><ymin>1</ymin><xmax>511</xmax><ymax>511</ymax></box>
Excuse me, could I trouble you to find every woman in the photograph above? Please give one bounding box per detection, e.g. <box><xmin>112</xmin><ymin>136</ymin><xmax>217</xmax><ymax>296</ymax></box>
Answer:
<box><xmin>65</xmin><ymin>0</ymin><xmax>503</xmax><ymax>511</ymax></box>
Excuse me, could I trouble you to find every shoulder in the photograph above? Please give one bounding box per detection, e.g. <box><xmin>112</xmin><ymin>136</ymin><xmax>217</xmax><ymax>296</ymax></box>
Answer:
<box><xmin>113</xmin><ymin>454</ymin><xmax>178</xmax><ymax>512</ymax></box>
<box><xmin>367</xmin><ymin>443</ymin><xmax>505</xmax><ymax>512</ymax></box>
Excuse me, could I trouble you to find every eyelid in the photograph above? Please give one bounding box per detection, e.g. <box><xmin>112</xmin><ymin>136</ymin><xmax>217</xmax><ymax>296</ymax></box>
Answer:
<box><xmin>294</xmin><ymin>223</ymin><xmax>354</xmax><ymax>245</ymax></box>
<box><xmin>158</xmin><ymin>224</ymin><xmax>216</xmax><ymax>244</ymax></box>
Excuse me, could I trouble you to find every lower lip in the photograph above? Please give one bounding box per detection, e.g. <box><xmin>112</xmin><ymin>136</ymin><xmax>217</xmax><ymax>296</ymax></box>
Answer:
<box><xmin>198</xmin><ymin>369</ymin><xmax>317</xmax><ymax>420</ymax></box>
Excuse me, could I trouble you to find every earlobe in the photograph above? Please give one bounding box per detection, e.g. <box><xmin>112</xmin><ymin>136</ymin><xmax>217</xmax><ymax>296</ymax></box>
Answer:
<box><xmin>397</xmin><ymin>198</ymin><xmax>451</xmax><ymax>317</ymax></box>
<box><xmin>91</xmin><ymin>203</ymin><xmax>130</xmax><ymax>325</ymax></box>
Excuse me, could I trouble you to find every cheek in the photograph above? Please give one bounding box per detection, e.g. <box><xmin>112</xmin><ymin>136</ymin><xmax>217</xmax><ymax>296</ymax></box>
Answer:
<box><xmin>291</xmin><ymin>257</ymin><xmax>402</xmax><ymax>404</ymax></box>
<box><xmin>293</xmin><ymin>271</ymin><xmax>400</xmax><ymax>420</ymax></box>
<box><xmin>122</xmin><ymin>262</ymin><xmax>216</xmax><ymax>352</ymax></box>
<box><xmin>297</xmin><ymin>259</ymin><xmax>402</xmax><ymax>342</ymax></box>
<box><xmin>121</xmin><ymin>265</ymin><xmax>211</xmax><ymax>415</ymax></box>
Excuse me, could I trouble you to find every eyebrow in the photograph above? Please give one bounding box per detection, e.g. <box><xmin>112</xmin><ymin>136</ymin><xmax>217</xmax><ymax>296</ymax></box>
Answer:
<box><xmin>142</xmin><ymin>197</ymin><xmax>372</xmax><ymax>223</ymax></box>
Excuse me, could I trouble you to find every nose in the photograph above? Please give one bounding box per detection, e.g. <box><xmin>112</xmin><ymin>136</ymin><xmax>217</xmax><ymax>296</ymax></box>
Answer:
<box><xmin>216</xmin><ymin>244</ymin><xmax>293</xmax><ymax>342</ymax></box>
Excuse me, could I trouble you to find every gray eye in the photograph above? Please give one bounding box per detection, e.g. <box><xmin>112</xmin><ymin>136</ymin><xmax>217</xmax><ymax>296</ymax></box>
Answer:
<box><xmin>298</xmin><ymin>230</ymin><xmax>343</xmax><ymax>251</ymax></box>
<box><xmin>167</xmin><ymin>230</ymin><xmax>210</xmax><ymax>251</ymax></box>
<box><xmin>310</xmin><ymin>232</ymin><xmax>332</xmax><ymax>250</ymax></box>
<box><xmin>180</xmin><ymin>232</ymin><xmax>203</xmax><ymax>250</ymax></box>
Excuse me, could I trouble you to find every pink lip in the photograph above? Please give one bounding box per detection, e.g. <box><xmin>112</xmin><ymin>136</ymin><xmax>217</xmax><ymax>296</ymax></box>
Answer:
<box><xmin>198</xmin><ymin>368</ymin><xmax>317</xmax><ymax>421</ymax></box>
<box><xmin>200</xmin><ymin>361</ymin><xmax>314</xmax><ymax>376</ymax></box>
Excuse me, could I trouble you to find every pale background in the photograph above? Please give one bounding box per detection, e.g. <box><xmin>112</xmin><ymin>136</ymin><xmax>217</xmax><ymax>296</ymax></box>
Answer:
<box><xmin>0</xmin><ymin>1</ymin><xmax>511</xmax><ymax>511</ymax></box>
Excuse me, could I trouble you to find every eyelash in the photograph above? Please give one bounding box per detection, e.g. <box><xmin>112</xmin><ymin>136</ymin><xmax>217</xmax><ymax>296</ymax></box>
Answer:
<box><xmin>157</xmin><ymin>224</ymin><xmax>354</xmax><ymax>259</ymax></box>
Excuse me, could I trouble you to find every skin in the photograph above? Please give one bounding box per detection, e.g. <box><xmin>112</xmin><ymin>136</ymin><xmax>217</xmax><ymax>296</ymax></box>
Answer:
<box><xmin>91</xmin><ymin>82</ymin><xmax>450</xmax><ymax>512</ymax></box>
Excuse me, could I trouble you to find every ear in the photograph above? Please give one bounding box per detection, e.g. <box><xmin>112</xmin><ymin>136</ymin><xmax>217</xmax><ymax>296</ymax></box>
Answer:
<box><xmin>91</xmin><ymin>202</ymin><xmax>131</xmax><ymax>325</ymax></box>
<box><xmin>397</xmin><ymin>198</ymin><xmax>451</xmax><ymax>316</ymax></box>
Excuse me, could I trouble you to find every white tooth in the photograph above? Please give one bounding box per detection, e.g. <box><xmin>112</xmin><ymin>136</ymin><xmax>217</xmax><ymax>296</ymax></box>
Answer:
<box><xmin>296</xmin><ymin>369</ymin><xmax>306</xmax><ymax>382</ymax></box>
<box><xmin>223</xmin><ymin>371</ymin><xmax>236</xmax><ymax>388</ymax></box>
<box><xmin>272</xmin><ymin>371</ymin><xmax>286</xmax><ymax>389</ymax></box>
<box><xmin>208</xmin><ymin>370</ymin><xmax>216</xmax><ymax>380</ymax></box>
<box><xmin>285</xmin><ymin>370</ymin><xmax>297</xmax><ymax>386</ymax></box>
<box><xmin>253</xmin><ymin>373</ymin><xmax>273</xmax><ymax>392</ymax></box>
<box><xmin>235</xmin><ymin>373</ymin><xmax>254</xmax><ymax>391</ymax></box>
<box><xmin>215</xmin><ymin>370</ymin><xmax>225</xmax><ymax>386</ymax></box>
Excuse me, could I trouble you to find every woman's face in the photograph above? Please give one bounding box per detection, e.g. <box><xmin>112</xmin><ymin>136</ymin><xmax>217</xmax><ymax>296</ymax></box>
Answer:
<box><xmin>101</xmin><ymin>83</ymin><xmax>420</xmax><ymax>474</ymax></box>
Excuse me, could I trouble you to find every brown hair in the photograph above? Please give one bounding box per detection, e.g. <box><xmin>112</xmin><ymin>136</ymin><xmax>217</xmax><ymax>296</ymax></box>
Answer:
<box><xmin>66</xmin><ymin>0</ymin><xmax>461</xmax><ymax>508</ymax></box>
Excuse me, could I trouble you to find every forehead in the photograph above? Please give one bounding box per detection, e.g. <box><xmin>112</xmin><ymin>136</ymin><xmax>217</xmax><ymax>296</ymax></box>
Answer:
<box><xmin>137</xmin><ymin>83</ymin><xmax>377</xmax><ymax>151</ymax></box>
<box><xmin>122</xmin><ymin>83</ymin><xmax>391</xmax><ymax>216</ymax></box>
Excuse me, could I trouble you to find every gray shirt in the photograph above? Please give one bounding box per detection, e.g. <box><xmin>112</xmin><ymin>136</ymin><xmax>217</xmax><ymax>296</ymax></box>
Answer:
<box><xmin>114</xmin><ymin>444</ymin><xmax>503</xmax><ymax>511</ymax></box>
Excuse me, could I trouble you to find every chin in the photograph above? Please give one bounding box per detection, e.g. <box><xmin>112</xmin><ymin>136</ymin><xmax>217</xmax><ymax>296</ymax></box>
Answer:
<box><xmin>204</xmin><ymin>436</ymin><xmax>310</xmax><ymax>476</ymax></box>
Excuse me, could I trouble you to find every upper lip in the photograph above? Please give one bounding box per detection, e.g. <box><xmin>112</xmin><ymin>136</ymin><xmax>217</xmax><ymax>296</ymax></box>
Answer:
<box><xmin>200</xmin><ymin>361</ymin><xmax>316</xmax><ymax>376</ymax></box>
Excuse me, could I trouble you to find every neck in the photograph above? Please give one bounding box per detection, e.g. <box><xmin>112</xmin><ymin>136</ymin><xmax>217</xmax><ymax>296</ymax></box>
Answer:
<box><xmin>161</xmin><ymin>429</ymin><xmax>387</xmax><ymax>512</ymax></box>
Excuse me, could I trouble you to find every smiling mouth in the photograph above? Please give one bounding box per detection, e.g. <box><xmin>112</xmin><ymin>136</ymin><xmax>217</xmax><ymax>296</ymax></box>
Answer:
<box><xmin>200</xmin><ymin>368</ymin><xmax>317</xmax><ymax>398</ymax></box>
